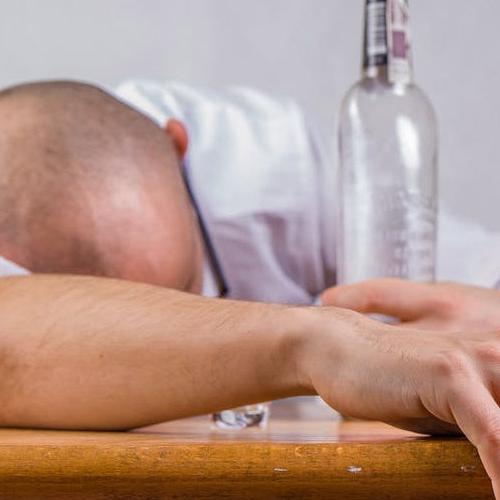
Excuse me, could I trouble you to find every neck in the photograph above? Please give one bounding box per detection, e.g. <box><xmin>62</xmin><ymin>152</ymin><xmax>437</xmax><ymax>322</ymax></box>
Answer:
<box><xmin>362</xmin><ymin>0</ymin><xmax>413</xmax><ymax>84</ymax></box>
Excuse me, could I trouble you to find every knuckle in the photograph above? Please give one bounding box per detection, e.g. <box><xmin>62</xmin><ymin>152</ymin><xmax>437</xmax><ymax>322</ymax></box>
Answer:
<box><xmin>359</xmin><ymin>293</ymin><xmax>374</xmax><ymax>311</ymax></box>
<box><xmin>480</xmin><ymin>424</ymin><xmax>500</xmax><ymax>452</ymax></box>
<box><xmin>319</xmin><ymin>289</ymin><xmax>335</xmax><ymax>305</ymax></box>
<box><xmin>432</xmin><ymin>350</ymin><xmax>473</xmax><ymax>379</ymax></box>
<box><xmin>429</xmin><ymin>293</ymin><xmax>461</xmax><ymax>318</ymax></box>
<box><xmin>432</xmin><ymin>284</ymin><xmax>469</xmax><ymax>317</ymax></box>
<box><xmin>474</xmin><ymin>342</ymin><xmax>500</xmax><ymax>365</ymax></box>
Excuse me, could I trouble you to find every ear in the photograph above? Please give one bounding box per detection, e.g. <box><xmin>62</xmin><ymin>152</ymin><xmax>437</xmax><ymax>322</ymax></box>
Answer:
<box><xmin>165</xmin><ymin>119</ymin><xmax>189</xmax><ymax>159</ymax></box>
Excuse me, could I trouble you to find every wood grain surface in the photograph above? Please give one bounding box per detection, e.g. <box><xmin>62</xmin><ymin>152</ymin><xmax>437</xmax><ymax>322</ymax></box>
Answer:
<box><xmin>0</xmin><ymin>399</ymin><xmax>493</xmax><ymax>499</ymax></box>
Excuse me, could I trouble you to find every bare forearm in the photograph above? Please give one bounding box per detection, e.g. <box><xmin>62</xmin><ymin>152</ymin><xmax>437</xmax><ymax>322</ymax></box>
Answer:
<box><xmin>0</xmin><ymin>275</ymin><xmax>310</xmax><ymax>430</ymax></box>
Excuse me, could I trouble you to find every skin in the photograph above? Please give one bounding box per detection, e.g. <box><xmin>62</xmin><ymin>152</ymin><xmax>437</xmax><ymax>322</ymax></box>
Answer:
<box><xmin>0</xmin><ymin>84</ymin><xmax>204</xmax><ymax>295</ymax></box>
<box><xmin>0</xmin><ymin>275</ymin><xmax>499</xmax><ymax>496</ymax></box>
<box><xmin>1</xmin><ymin>117</ymin><xmax>205</xmax><ymax>293</ymax></box>
<box><xmin>321</xmin><ymin>279</ymin><xmax>500</xmax><ymax>333</ymax></box>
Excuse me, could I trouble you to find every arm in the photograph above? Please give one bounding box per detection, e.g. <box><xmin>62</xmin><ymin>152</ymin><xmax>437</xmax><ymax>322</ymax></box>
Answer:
<box><xmin>0</xmin><ymin>275</ymin><xmax>305</xmax><ymax>430</ymax></box>
<box><xmin>1</xmin><ymin>275</ymin><xmax>500</xmax><ymax>496</ymax></box>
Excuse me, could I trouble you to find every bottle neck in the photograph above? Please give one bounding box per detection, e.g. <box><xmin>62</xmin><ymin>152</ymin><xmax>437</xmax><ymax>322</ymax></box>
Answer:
<box><xmin>362</xmin><ymin>0</ymin><xmax>413</xmax><ymax>84</ymax></box>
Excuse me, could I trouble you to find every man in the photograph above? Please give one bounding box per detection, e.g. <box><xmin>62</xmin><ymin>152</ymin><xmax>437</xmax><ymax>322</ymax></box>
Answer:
<box><xmin>3</xmin><ymin>80</ymin><xmax>500</xmax><ymax>299</ymax></box>
<box><xmin>0</xmin><ymin>81</ymin><xmax>499</xmax><ymax>496</ymax></box>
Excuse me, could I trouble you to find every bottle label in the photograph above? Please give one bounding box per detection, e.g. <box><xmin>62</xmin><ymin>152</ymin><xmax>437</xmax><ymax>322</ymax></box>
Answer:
<box><xmin>364</xmin><ymin>0</ymin><xmax>413</xmax><ymax>83</ymax></box>
<box><xmin>364</xmin><ymin>0</ymin><xmax>389</xmax><ymax>68</ymax></box>
<box><xmin>387</xmin><ymin>0</ymin><xmax>412</xmax><ymax>83</ymax></box>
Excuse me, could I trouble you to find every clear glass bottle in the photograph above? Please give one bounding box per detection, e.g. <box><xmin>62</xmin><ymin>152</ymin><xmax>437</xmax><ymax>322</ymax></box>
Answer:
<box><xmin>337</xmin><ymin>0</ymin><xmax>438</xmax><ymax>285</ymax></box>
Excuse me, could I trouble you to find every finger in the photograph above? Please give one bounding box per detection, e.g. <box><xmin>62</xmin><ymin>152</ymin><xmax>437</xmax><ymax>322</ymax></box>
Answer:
<box><xmin>321</xmin><ymin>279</ymin><xmax>438</xmax><ymax>321</ymax></box>
<box><xmin>447</xmin><ymin>381</ymin><xmax>500</xmax><ymax>496</ymax></box>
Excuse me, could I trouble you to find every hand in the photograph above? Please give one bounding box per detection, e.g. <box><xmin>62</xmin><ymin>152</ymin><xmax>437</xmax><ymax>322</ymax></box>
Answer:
<box><xmin>321</xmin><ymin>279</ymin><xmax>500</xmax><ymax>332</ymax></box>
<box><xmin>298</xmin><ymin>309</ymin><xmax>500</xmax><ymax>497</ymax></box>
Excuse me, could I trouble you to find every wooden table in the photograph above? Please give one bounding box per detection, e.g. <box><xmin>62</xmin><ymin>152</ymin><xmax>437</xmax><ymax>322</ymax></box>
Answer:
<box><xmin>0</xmin><ymin>399</ymin><xmax>493</xmax><ymax>499</ymax></box>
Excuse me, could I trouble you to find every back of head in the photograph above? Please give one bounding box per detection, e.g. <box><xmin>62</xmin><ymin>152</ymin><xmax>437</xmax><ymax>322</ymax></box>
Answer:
<box><xmin>0</xmin><ymin>81</ymin><xmax>199</xmax><ymax>287</ymax></box>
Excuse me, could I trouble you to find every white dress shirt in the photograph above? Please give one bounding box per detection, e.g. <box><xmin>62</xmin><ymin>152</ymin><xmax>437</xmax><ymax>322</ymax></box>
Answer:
<box><xmin>114</xmin><ymin>80</ymin><xmax>500</xmax><ymax>302</ymax></box>
<box><xmin>115</xmin><ymin>81</ymin><xmax>337</xmax><ymax>304</ymax></box>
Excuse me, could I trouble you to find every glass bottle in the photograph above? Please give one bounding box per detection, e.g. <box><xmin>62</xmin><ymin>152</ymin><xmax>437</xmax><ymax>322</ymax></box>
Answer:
<box><xmin>337</xmin><ymin>0</ymin><xmax>438</xmax><ymax>286</ymax></box>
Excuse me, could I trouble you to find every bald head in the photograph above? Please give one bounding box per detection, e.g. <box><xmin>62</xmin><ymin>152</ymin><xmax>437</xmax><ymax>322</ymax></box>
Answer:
<box><xmin>0</xmin><ymin>81</ymin><xmax>202</xmax><ymax>291</ymax></box>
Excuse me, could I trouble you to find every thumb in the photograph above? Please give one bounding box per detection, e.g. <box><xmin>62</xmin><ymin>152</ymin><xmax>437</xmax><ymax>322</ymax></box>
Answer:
<box><xmin>321</xmin><ymin>279</ymin><xmax>437</xmax><ymax>321</ymax></box>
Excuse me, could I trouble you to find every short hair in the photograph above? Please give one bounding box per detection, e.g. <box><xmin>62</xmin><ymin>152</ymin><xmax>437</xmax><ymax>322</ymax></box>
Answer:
<box><xmin>0</xmin><ymin>80</ymin><xmax>179</xmax><ymax>274</ymax></box>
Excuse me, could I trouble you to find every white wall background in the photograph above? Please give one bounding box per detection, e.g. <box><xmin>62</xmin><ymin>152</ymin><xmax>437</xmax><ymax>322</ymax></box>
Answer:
<box><xmin>0</xmin><ymin>0</ymin><xmax>499</xmax><ymax>229</ymax></box>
